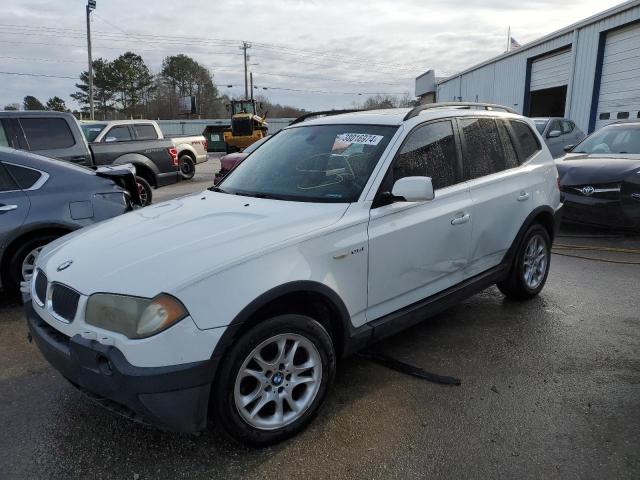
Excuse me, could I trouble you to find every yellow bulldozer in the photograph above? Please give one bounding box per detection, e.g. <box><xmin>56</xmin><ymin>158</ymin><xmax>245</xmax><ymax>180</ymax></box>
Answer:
<box><xmin>223</xmin><ymin>100</ymin><xmax>268</xmax><ymax>153</ymax></box>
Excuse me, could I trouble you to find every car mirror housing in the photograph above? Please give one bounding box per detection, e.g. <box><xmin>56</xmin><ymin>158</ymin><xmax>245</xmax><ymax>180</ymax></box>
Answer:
<box><xmin>563</xmin><ymin>144</ymin><xmax>575</xmax><ymax>152</ymax></box>
<box><xmin>391</xmin><ymin>176</ymin><xmax>434</xmax><ymax>202</ymax></box>
<box><xmin>548</xmin><ymin>130</ymin><xmax>562</xmax><ymax>138</ymax></box>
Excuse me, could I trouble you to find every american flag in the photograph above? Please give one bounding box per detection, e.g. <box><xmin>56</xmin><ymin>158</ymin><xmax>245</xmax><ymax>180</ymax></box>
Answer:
<box><xmin>510</xmin><ymin>37</ymin><xmax>522</xmax><ymax>50</ymax></box>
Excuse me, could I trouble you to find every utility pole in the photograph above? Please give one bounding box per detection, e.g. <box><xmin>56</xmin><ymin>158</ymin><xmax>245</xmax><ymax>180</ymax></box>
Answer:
<box><xmin>250</xmin><ymin>72</ymin><xmax>254</xmax><ymax>101</ymax></box>
<box><xmin>240</xmin><ymin>41</ymin><xmax>252</xmax><ymax>100</ymax></box>
<box><xmin>86</xmin><ymin>0</ymin><xmax>97</xmax><ymax>120</ymax></box>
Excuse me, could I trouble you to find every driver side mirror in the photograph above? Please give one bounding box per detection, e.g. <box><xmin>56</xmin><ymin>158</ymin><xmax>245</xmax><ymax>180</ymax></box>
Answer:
<box><xmin>563</xmin><ymin>144</ymin><xmax>575</xmax><ymax>152</ymax></box>
<box><xmin>547</xmin><ymin>130</ymin><xmax>562</xmax><ymax>138</ymax></box>
<box><xmin>391</xmin><ymin>176</ymin><xmax>434</xmax><ymax>202</ymax></box>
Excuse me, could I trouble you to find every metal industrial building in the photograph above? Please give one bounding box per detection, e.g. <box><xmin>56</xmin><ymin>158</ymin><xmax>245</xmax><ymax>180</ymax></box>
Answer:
<box><xmin>416</xmin><ymin>0</ymin><xmax>640</xmax><ymax>133</ymax></box>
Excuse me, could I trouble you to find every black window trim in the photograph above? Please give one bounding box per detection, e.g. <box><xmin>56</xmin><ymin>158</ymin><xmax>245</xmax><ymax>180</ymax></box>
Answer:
<box><xmin>3</xmin><ymin>161</ymin><xmax>49</xmax><ymax>191</ymax></box>
<box><xmin>504</xmin><ymin>118</ymin><xmax>541</xmax><ymax>166</ymax></box>
<box><xmin>0</xmin><ymin>161</ymin><xmax>20</xmax><ymax>193</ymax></box>
<box><xmin>103</xmin><ymin>125</ymin><xmax>134</xmax><ymax>143</ymax></box>
<box><xmin>372</xmin><ymin>117</ymin><xmax>465</xmax><ymax>208</ymax></box>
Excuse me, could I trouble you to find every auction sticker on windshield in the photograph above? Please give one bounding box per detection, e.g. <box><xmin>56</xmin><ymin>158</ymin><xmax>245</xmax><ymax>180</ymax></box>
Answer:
<box><xmin>336</xmin><ymin>133</ymin><xmax>384</xmax><ymax>145</ymax></box>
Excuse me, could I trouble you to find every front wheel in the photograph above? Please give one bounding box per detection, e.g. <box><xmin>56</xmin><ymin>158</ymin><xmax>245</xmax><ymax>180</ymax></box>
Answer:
<box><xmin>497</xmin><ymin>224</ymin><xmax>551</xmax><ymax>300</ymax></box>
<box><xmin>4</xmin><ymin>235</ymin><xmax>58</xmax><ymax>294</ymax></box>
<box><xmin>135</xmin><ymin>176</ymin><xmax>153</xmax><ymax>206</ymax></box>
<box><xmin>211</xmin><ymin>314</ymin><xmax>336</xmax><ymax>446</ymax></box>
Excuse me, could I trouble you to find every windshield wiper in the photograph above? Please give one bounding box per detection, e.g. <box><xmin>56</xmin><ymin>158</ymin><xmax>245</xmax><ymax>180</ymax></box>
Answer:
<box><xmin>234</xmin><ymin>191</ymin><xmax>283</xmax><ymax>200</ymax></box>
<box><xmin>209</xmin><ymin>186</ymin><xmax>227</xmax><ymax>193</ymax></box>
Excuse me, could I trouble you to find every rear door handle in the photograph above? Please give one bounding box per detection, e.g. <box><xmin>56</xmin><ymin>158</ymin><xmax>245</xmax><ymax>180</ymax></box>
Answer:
<box><xmin>517</xmin><ymin>192</ymin><xmax>530</xmax><ymax>202</ymax></box>
<box><xmin>451</xmin><ymin>213</ymin><xmax>470</xmax><ymax>225</ymax></box>
<box><xmin>0</xmin><ymin>204</ymin><xmax>18</xmax><ymax>212</ymax></box>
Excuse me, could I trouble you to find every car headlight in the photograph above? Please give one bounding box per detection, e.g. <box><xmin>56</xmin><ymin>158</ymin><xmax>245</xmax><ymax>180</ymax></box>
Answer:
<box><xmin>85</xmin><ymin>293</ymin><xmax>188</xmax><ymax>339</ymax></box>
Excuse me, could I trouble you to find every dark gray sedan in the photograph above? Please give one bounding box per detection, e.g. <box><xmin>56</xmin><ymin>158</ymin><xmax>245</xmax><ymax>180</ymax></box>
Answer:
<box><xmin>0</xmin><ymin>147</ymin><xmax>135</xmax><ymax>293</ymax></box>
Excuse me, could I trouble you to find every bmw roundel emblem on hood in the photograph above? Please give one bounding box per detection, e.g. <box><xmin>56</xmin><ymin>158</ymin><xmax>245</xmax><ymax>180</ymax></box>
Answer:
<box><xmin>57</xmin><ymin>260</ymin><xmax>73</xmax><ymax>272</ymax></box>
<box><xmin>580</xmin><ymin>186</ymin><xmax>595</xmax><ymax>196</ymax></box>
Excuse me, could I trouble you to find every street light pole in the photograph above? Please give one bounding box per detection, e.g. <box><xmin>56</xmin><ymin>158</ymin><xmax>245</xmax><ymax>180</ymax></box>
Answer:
<box><xmin>86</xmin><ymin>0</ymin><xmax>96</xmax><ymax>120</ymax></box>
<box><xmin>240</xmin><ymin>41</ymin><xmax>252</xmax><ymax>100</ymax></box>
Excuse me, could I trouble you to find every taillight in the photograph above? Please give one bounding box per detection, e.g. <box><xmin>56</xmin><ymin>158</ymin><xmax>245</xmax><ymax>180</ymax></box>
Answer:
<box><xmin>203</xmin><ymin>139</ymin><xmax>208</xmax><ymax>151</ymax></box>
<box><xmin>168</xmin><ymin>147</ymin><xmax>178</xmax><ymax>167</ymax></box>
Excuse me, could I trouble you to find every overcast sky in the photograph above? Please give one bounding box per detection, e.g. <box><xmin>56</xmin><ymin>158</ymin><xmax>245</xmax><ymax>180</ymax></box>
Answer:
<box><xmin>0</xmin><ymin>0</ymin><xmax>627</xmax><ymax>112</ymax></box>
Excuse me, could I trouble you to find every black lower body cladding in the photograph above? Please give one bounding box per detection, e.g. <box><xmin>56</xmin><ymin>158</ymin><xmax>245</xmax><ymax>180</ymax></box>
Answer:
<box><xmin>25</xmin><ymin>300</ymin><xmax>218</xmax><ymax>434</ymax></box>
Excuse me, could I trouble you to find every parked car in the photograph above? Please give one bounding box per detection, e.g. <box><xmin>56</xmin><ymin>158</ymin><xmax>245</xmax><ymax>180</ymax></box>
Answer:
<box><xmin>214</xmin><ymin>135</ymin><xmax>270</xmax><ymax>185</ymax></box>
<box><xmin>532</xmin><ymin>117</ymin><xmax>585</xmax><ymax>158</ymax></box>
<box><xmin>81</xmin><ymin>120</ymin><xmax>208</xmax><ymax>180</ymax></box>
<box><xmin>25</xmin><ymin>103</ymin><xmax>561</xmax><ymax>446</ymax></box>
<box><xmin>0</xmin><ymin>111</ymin><xmax>181</xmax><ymax>206</ymax></box>
<box><xmin>556</xmin><ymin>121</ymin><xmax>640</xmax><ymax>231</ymax></box>
<box><xmin>0</xmin><ymin>147</ymin><xmax>138</xmax><ymax>293</ymax></box>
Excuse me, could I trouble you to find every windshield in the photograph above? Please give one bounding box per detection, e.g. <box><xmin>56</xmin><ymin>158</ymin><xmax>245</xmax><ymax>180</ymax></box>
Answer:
<box><xmin>81</xmin><ymin>123</ymin><xmax>107</xmax><ymax>142</ymax></box>
<box><xmin>573</xmin><ymin>125</ymin><xmax>640</xmax><ymax>154</ymax></box>
<box><xmin>233</xmin><ymin>102</ymin><xmax>255</xmax><ymax>115</ymax></box>
<box><xmin>243</xmin><ymin>135</ymin><xmax>269</xmax><ymax>154</ymax></box>
<box><xmin>218</xmin><ymin>124</ymin><xmax>397</xmax><ymax>202</ymax></box>
<box><xmin>533</xmin><ymin>119</ymin><xmax>548</xmax><ymax>134</ymax></box>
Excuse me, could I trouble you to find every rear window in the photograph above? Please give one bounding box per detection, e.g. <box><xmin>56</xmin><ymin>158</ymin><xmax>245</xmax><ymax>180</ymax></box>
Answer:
<box><xmin>81</xmin><ymin>123</ymin><xmax>106</xmax><ymax>142</ymax></box>
<box><xmin>0</xmin><ymin>163</ymin><xmax>18</xmax><ymax>191</ymax></box>
<box><xmin>459</xmin><ymin>118</ymin><xmax>508</xmax><ymax>180</ymax></box>
<box><xmin>509</xmin><ymin>120</ymin><xmax>540</xmax><ymax>161</ymax></box>
<box><xmin>133</xmin><ymin>124</ymin><xmax>158</xmax><ymax>140</ymax></box>
<box><xmin>4</xmin><ymin>162</ymin><xmax>42</xmax><ymax>189</ymax></box>
<box><xmin>20</xmin><ymin>117</ymin><xmax>76</xmax><ymax>150</ymax></box>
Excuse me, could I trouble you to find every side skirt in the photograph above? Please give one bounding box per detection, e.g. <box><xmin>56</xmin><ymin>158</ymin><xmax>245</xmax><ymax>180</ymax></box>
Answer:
<box><xmin>343</xmin><ymin>264</ymin><xmax>509</xmax><ymax>356</ymax></box>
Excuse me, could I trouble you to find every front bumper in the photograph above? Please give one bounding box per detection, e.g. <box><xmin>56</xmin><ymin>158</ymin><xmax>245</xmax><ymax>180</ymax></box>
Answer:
<box><xmin>26</xmin><ymin>300</ymin><xmax>216</xmax><ymax>433</ymax></box>
<box><xmin>560</xmin><ymin>192</ymin><xmax>639</xmax><ymax>230</ymax></box>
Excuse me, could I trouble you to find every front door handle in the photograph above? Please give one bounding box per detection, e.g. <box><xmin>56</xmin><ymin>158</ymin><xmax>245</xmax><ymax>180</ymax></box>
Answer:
<box><xmin>517</xmin><ymin>192</ymin><xmax>530</xmax><ymax>202</ymax></box>
<box><xmin>0</xmin><ymin>204</ymin><xmax>18</xmax><ymax>212</ymax></box>
<box><xmin>451</xmin><ymin>213</ymin><xmax>470</xmax><ymax>225</ymax></box>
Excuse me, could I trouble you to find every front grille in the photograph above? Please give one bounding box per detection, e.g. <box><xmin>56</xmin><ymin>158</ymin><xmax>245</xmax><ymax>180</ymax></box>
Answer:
<box><xmin>34</xmin><ymin>270</ymin><xmax>47</xmax><ymax>305</ymax></box>
<box><xmin>51</xmin><ymin>284</ymin><xmax>80</xmax><ymax>322</ymax></box>
<box><xmin>562</xmin><ymin>183</ymin><xmax>621</xmax><ymax>201</ymax></box>
<box><xmin>231</xmin><ymin>118</ymin><xmax>252</xmax><ymax>136</ymax></box>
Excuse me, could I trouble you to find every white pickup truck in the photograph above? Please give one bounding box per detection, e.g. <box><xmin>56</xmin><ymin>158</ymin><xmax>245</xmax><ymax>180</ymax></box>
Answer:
<box><xmin>81</xmin><ymin>120</ymin><xmax>208</xmax><ymax>179</ymax></box>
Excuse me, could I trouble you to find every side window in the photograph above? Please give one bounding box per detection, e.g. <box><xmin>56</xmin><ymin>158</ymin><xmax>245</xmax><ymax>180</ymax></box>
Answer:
<box><xmin>133</xmin><ymin>124</ymin><xmax>158</xmax><ymax>140</ymax></box>
<box><xmin>20</xmin><ymin>118</ymin><xmax>76</xmax><ymax>150</ymax></box>
<box><xmin>459</xmin><ymin>118</ymin><xmax>507</xmax><ymax>180</ymax></box>
<box><xmin>547</xmin><ymin>119</ymin><xmax>562</xmax><ymax>135</ymax></box>
<box><xmin>391</xmin><ymin>120</ymin><xmax>458</xmax><ymax>190</ymax></box>
<box><xmin>0</xmin><ymin>122</ymin><xmax>9</xmax><ymax>148</ymax></box>
<box><xmin>497</xmin><ymin>120</ymin><xmax>519</xmax><ymax>170</ymax></box>
<box><xmin>509</xmin><ymin>120</ymin><xmax>540</xmax><ymax>162</ymax></box>
<box><xmin>105</xmin><ymin>126</ymin><xmax>132</xmax><ymax>142</ymax></box>
<box><xmin>0</xmin><ymin>163</ymin><xmax>19</xmax><ymax>192</ymax></box>
<box><xmin>561</xmin><ymin>120</ymin><xmax>574</xmax><ymax>134</ymax></box>
<box><xmin>4</xmin><ymin>163</ymin><xmax>42</xmax><ymax>189</ymax></box>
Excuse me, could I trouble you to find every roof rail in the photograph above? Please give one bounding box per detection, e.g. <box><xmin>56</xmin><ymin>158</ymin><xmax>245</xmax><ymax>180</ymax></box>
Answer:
<box><xmin>403</xmin><ymin>102</ymin><xmax>517</xmax><ymax>121</ymax></box>
<box><xmin>289</xmin><ymin>109</ymin><xmax>362</xmax><ymax>126</ymax></box>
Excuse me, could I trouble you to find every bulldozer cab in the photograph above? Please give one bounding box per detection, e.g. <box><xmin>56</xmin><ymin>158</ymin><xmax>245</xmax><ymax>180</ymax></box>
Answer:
<box><xmin>230</xmin><ymin>100</ymin><xmax>257</xmax><ymax>115</ymax></box>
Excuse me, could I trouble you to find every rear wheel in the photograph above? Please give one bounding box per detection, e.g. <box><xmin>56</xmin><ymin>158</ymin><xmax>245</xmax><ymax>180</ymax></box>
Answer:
<box><xmin>135</xmin><ymin>176</ymin><xmax>153</xmax><ymax>206</ymax></box>
<box><xmin>497</xmin><ymin>224</ymin><xmax>551</xmax><ymax>300</ymax></box>
<box><xmin>179</xmin><ymin>155</ymin><xmax>195</xmax><ymax>180</ymax></box>
<box><xmin>211</xmin><ymin>314</ymin><xmax>335</xmax><ymax>446</ymax></box>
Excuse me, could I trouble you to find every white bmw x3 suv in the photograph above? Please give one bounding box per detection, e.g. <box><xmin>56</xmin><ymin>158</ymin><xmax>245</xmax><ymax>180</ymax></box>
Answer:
<box><xmin>26</xmin><ymin>103</ymin><xmax>562</xmax><ymax>445</ymax></box>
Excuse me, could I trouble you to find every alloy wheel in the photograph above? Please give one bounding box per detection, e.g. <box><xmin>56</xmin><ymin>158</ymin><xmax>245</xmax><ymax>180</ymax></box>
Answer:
<box><xmin>21</xmin><ymin>246</ymin><xmax>44</xmax><ymax>281</ymax></box>
<box><xmin>523</xmin><ymin>234</ymin><xmax>548</xmax><ymax>289</ymax></box>
<box><xmin>234</xmin><ymin>333</ymin><xmax>322</xmax><ymax>430</ymax></box>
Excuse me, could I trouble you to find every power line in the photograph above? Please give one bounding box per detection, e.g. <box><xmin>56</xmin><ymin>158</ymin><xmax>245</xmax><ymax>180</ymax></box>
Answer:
<box><xmin>0</xmin><ymin>71</ymin><xmax>77</xmax><ymax>80</ymax></box>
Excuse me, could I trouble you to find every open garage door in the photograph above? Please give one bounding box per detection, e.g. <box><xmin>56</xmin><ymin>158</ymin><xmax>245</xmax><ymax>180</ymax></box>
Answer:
<box><xmin>595</xmin><ymin>23</ymin><xmax>640</xmax><ymax>131</ymax></box>
<box><xmin>528</xmin><ymin>49</ymin><xmax>572</xmax><ymax>117</ymax></box>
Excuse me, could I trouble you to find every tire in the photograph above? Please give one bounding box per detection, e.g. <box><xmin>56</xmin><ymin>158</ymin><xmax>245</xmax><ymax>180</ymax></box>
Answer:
<box><xmin>211</xmin><ymin>314</ymin><xmax>336</xmax><ymax>446</ymax></box>
<box><xmin>179</xmin><ymin>155</ymin><xmax>195</xmax><ymax>180</ymax></box>
<box><xmin>135</xmin><ymin>176</ymin><xmax>153</xmax><ymax>206</ymax></box>
<box><xmin>497</xmin><ymin>223</ymin><xmax>551</xmax><ymax>300</ymax></box>
<box><xmin>3</xmin><ymin>235</ymin><xmax>58</xmax><ymax>294</ymax></box>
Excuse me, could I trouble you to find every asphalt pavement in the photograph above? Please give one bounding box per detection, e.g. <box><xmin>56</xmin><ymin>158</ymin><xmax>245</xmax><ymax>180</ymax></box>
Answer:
<box><xmin>1</xmin><ymin>167</ymin><xmax>639</xmax><ymax>479</ymax></box>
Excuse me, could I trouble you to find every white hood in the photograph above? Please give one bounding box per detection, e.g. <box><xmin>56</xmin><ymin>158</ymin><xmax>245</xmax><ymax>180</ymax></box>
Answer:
<box><xmin>38</xmin><ymin>190</ymin><xmax>349</xmax><ymax>297</ymax></box>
